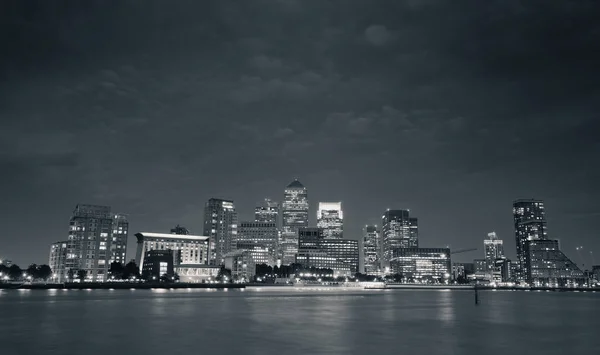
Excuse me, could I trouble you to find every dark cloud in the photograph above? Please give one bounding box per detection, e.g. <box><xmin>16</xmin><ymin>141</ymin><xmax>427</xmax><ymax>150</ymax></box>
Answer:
<box><xmin>1</xmin><ymin>0</ymin><xmax>599</xmax><ymax>265</ymax></box>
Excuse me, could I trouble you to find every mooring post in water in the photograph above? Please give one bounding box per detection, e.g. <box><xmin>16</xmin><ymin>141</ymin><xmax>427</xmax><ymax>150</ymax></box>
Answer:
<box><xmin>474</xmin><ymin>283</ymin><xmax>479</xmax><ymax>305</ymax></box>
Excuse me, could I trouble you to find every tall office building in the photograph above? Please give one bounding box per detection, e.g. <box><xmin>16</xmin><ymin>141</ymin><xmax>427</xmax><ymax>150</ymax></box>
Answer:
<box><xmin>255</xmin><ymin>198</ymin><xmax>280</xmax><ymax>225</ymax></box>
<box><xmin>280</xmin><ymin>179</ymin><xmax>309</xmax><ymax>264</ymax></box>
<box><xmin>237</xmin><ymin>221</ymin><xmax>278</xmax><ymax>265</ymax></box>
<box><xmin>382</xmin><ymin>210</ymin><xmax>418</xmax><ymax>264</ymax></box>
<box><xmin>363</xmin><ymin>225</ymin><xmax>380</xmax><ymax>274</ymax></box>
<box><xmin>389</xmin><ymin>248</ymin><xmax>451</xmax><ymax>282</ymax></box>
<box><xmin>65</xmin><ymin>204</ymin><xmax>125</xmax><ymax>282</ymax></box>
<box><xmin>483</xmin><ymin>232</ymin><xmax>504</xmax><ymax>275</ymax></box>
<box><xmin>203</xmin><ymin>198</ymin><xmax>238</xmax><ymax>265</ymax></box>
<box><xmin>111</xmin><ymin>214</ymin><xmax>129</xmax><ymax>265</ymax></box>
<box><xmin>317</xmin><ymin>202</ymin><xmax>344</xmax><ymax>239</ymax></box>
<box><xmin>49</xmin><ymin>241</ymin><xmax>68</xmax><ymax>282</ymax></box>
<box><xmin>513</xmin><ymin>199</ymin><xmax>548</xmax><ymax>279</ymax></box>
<box><xmin>525</xmin><ymin>239</ymin><xmax>585</xmax><ymax>287</ymax></box>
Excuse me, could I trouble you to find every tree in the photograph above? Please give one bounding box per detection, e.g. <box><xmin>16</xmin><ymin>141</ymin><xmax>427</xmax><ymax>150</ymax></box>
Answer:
<box><xmin>67</xmin><ymin>269</ymin><xmax>75</xmax><ymax>282</ymax></box>
<box><xmin>26</xmin><ymin>264</ymin><xmax>39</xmax><ymax>280</ymax></box>
<box><xmin>123</xmin><ymin>261</ymin><xmax>140</xmax><ymax>279</ymax></box>
<box><xmin>8</xmin><ymin>264</ymin><xmax>22</xmax><ymax>279</ymax></box>
<box><xmin>38</xmin><ymin>265</ymin><xmax>52</xmax><ymax>281</ymax></box>
<box><xmin>109</xmin><ymin>262</ymin><xmax>125</xmax><ymax>280</ymax></box>
<box><xmin>216</xmin><ymin>266</ymin><xmax>232</xmax><ymax>282</ymax></box>
<box><xmin>77</xmin><ymin>269</ymin><xmax>88</xmax><ymax>282</ymax></box>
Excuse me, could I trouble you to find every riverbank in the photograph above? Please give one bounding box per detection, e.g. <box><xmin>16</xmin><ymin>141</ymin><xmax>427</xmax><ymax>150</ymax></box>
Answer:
<box><xmin>0</xmin><ymin>282</ymin><xmax>245</xmax><ymax>290</ymax></box>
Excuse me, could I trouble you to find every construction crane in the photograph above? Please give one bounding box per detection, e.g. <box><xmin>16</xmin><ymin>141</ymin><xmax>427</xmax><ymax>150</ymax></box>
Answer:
<box><xmin>451</xmin><ymin>248</ymin><xmax>478</xmax><ymax>255</ymax></box>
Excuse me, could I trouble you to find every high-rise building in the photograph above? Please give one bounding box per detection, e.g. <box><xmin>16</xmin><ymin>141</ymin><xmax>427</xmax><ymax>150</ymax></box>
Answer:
<box><xmin>111</xmin><ymin>214</ymin><xmax>129</xmax><ymax>265</ymax></box>
<box><xmin>49</xmin><ymin>241</ymin><xmax>68</xmax><ymax>282</ymax></box>
<box><xmin>317</xmin><ymin>202</ymin><xmax>344</xmax><ymax>239</ymax></box>
<box><xmin>388</xmin><ymin>248</ymin><xmax>451</xmax><ymax>282</ymax></box>
<box><xmin>203</xmin><ymin>198</ymin><xmax>238</xmax><ymax>265</ymax></box>
<box><xmin>280</xmin><ymin>179</ymin><xmax>309</xmax><ymax>265</ymax></box>
<box><xmin>513</xmin><ymin>199</ymin><xmax>548</xmax><ymax>279</ymax></box>
<box><xmin>237</xmin><ymin>221</ymin><xmax>278</xmax><ymax>265</ymax></box>
<box><xmin>525</xmin><ymin>239</ymin><xmax>585</xmax><ymax>287</ymax></box>
<box><xmin>255</xmin><ymin>198</ymin><xmax>280</xmax><ymax>225</ymax></box>
<box><xmin>296</xmin><ymin>227</ymin><xmax>359</xmax><ymax>275</ymax></box>
<box><xmin>483</xmin><ymin>232</ymin><xmax>504</xmax><ymax>280</ymax></box>
<box><xmin>363</xmin><ymin>225</ymin><xmax>380</xmax><ymax>274</ymax></box>
<box><xmin>65</xmin><ymin>204</ymin><xmax>122</xmax><ymax>282</ymax></box>
<box><xmin>382</xmin><ymin>209</ymin><xmax>418</xmax><ymax>264</ymax></box>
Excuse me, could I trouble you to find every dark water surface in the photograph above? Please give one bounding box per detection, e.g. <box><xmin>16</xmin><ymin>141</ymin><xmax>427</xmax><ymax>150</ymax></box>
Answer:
<box><xmin>0</xmin><ymin>288</ymin><xmax>598</xmax><ymax>355</ymax></box>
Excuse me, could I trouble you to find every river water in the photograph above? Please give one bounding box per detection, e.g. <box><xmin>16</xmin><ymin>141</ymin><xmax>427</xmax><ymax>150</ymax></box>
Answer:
<box><xmin>0</xmin><ymin>288</ymin><xmax>598</xmax><ymax>355</ymax></box>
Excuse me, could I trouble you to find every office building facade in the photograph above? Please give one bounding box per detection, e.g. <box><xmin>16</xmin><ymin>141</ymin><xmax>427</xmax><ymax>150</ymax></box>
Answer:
<box><xmin>135</xmin><ymin>232</ymin><xmax>209</xmax><ymax>272</ymax></box>
<box><xmin>224</xmin><ymin>250</ymin><xmax>256</xmax><ymax>281</ymax></box>
<box><xmin>389</xmin><ymin>248</ymin><xmax>451</xmax><ymax>282</ymax></box>
<box><xmin>513</xmin><ymin>199</ymin><xmax>548</xmax><ymax>279</ymax></box>
<box><xmin>280</xmin><ymin>179</ymin><xmax>309</xmax><ymax>265</ymax></box>
<box><xmin>141</xmin><ymin>250</ymin><xmax>174</xmax><ymax>280</ymax></box>
<box><xmin>483</xmin><ymin>232</ymin><xmax>504</xmax><ymax>280</ymax></box>
<box><xmin>296</xmin><ymin>227</ymin><xmax>359</xmax><ymax>275</ymax></box>
<box><xmin>255</xmin><ymin>198</ymin><xmax>280</xmax><ymax>225</ymax></box>
<box><xmin>111</xmin><ymin>214</ymin><xmax>129</xmax><ymax>265</ymax></box>
<box><xmin>363</xmin><ymin>225</ymin><xmax>380</xmax><ymax>274</ymax></box>
<box><xmin>317</xmin><ymin>202</ymin><xmax>344</xmax><ymax>239</ymax></box>
<box><xmin>382</xmin><ymin>210</ymin><xmax>418</xmax><ymax>264</ymax></box>
<box><xmin>525</xmin><ymin>239</ymin><xmax>585</xmax><ymax>287</ymax></box>
<box><xmin>203</xmin><ymin>198</ymin><xmax>238</xmax><ymax>265</ymax></box>
<box><xmin>237</xmin><ymin>221</ymin><xmax>278</xmax><ymax>265</ymax></box>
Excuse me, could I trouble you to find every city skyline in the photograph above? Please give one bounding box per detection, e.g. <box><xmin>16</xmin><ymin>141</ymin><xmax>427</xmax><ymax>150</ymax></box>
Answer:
<box><xmin>1</xmin><ymin>1</ymin><xmax>599</xmax><ymax>268</ymax></box>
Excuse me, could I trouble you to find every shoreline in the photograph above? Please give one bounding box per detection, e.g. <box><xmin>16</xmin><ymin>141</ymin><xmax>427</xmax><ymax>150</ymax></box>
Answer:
<box><xmin>1</xmin><ymin>282</ymin><xmax>598</xmax><ymax>293</ymax></box>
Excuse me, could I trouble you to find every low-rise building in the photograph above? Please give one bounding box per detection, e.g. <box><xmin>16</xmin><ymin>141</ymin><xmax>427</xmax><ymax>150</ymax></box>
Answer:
<box><xmin>389</xmin><ymin>248</ymin><xmax>451</xmax><ymax>282</ymax></box>
<box><xmin>141</xmin><ymin>250</ymin><xmax>174</xmax><ymax>280</ymax></box>
<box><xmin>525</xmin><ymin>239</ymin><xmax>585</xmax><ymax>287</ymax></box>
<box><xmin>135</xmin><ymin>232</ymin><xmax>210</xmax><ymax>273</ymax></box>
<box><xmin>176</xmin><ymin>265</ymin><xmax>220</xmax><ymax>283</ymax></box>
<box><xmin>224</xmin><ymin>250</ymin><xmax>255</xmax><ymax>282</ymax></box>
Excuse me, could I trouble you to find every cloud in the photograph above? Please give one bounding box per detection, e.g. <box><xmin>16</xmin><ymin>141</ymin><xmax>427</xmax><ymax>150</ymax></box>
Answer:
<box><xmin>365</xmin><ymin>25</ymin><xmax>393</xmax><ymax>46</ymax></box>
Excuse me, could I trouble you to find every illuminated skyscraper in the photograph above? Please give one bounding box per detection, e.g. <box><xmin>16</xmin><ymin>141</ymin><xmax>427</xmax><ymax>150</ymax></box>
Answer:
<box><xmin>483</xmin><ymin>232</ymin><xmax>504</xmax><ymax>281</ymax></box>
<box><xmin>237</xmin><ymin>221</ymin><xmax>278</xmax><ymax>265</ymax></box>
<box><xmin>317</xmin><ymin>202</ymin><xmax>343</xmax><ymax>239</ymax></box>
<box><xmin>203</xmin><ymin>198</ymin><xmax>238</xmax><ymax>265</ymax></box>
<box><xmin>363</xmin><ymin>225</ymin><xmax>380</xmax><ymax>274</ymax></box>
<box><xmin>382</xmin><ymin>209</ymin><xmax>418</xmax><ymax>264</ymax></box>
<box><xmin>280</xmin><ymin>179</ymin><xmax>308</xmax><ymax>264</ymax></box>
<box><xmin>111</xmin><ymin>214</ymin><xmax>129</xmax><ymax>265</ymax></box>
<box><xmin>513</xmin><ymin>199</ymin><xmax>547</xmax><ymax>279</ymax></box>
<box><xmin>255</xmin><ymin>198</ymin><xmax>280</xmax><ymax>225</ymax></box>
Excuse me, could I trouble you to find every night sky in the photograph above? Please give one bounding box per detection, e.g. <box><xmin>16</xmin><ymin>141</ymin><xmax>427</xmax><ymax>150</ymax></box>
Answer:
<box><xmin>1</xmin><ymin>0</ymin><xmax>599</xmax><ymax>267</ymax></box>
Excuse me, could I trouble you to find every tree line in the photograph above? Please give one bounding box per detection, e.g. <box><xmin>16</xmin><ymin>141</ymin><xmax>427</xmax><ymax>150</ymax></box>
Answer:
<box><xmin>0</xmin><ymin>263</ymin><xmax>52</xmax><ymax>281</ymax></box>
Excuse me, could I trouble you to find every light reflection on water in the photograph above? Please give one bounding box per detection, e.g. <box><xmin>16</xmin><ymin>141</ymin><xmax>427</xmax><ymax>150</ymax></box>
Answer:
<box><xmin>0</xmin><ymin>289</ymin><xmax>598</xmax><ymax>355</ymax></box>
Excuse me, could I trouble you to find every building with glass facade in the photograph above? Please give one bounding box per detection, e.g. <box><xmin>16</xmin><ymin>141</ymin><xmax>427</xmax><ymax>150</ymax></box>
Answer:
<box><xmin>281</xmin><ymin>179</ymin><xmax>309</xmax><ymax>265</ymax></box>
<box><xmin>317</xmin><ymin>202</ymin><xmax>343</xmax><ymax>239</ymax></box>
<box><xmin>389</xmin><ymin>248</ymin><xmax>451</xmax><ymax>282</ymax></box>
<box><xmin>135</xmin><ymin>232</ymin><xmax>209</xmax><ymax>273</ymax></box>
<box><xmin>513</xmin><ymin>199</ymin><xmax>548</xmax><ymax>280</ymax></box>
<box><xmin>141</xmin><ymin>249</ymin><xmax>174</xmax><ymax>280</ymax></box>
<box><xmin>237</xmin><ymin>221</ymin><xmax>278</xmax><ymax>265</ymax></box>
<box><xmin>203</xmin><ymin>198</ymin><xmax>238</xmax><ymax>265</ymax></box>
<box><xmin>483</xmin><ymin>232</ymin><xmax>504</xmax><ymax>281</ymax></box>
<box><xmin>363</xmin><ymin>225</ymin><xmax>380</xmax><ymax>274</ymax></box>
<box><xmin>255</xmin><ymin>198</ymin><xmax>280</xmax><ymax>226</ymax></box>
<box><xmin>382</xmin><ymin>210</ymin><xmax>418</xmax><ymax>264</ymax></box>
<box><xmin>296</xmin><ymin>227</ymin><xmax>359</xmax><ymax>275</ymax></box>
<box><xmin>525</xmin><ymin>239</ymin><xmax>585</xmax><ymax>287</ymax></box>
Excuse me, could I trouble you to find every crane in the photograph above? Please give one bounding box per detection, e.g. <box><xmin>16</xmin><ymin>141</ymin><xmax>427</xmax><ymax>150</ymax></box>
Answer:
<box><xmin>451</xmin><ymin>248</ymin><xmax>478</xmax><ymax>255</ymax></box>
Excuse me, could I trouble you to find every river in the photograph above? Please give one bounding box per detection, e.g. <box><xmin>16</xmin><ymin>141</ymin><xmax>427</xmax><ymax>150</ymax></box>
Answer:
<box><xmin>0</xmin><ymin>288</ymin><xmax>598</xmax><ymax>355</ymax></box>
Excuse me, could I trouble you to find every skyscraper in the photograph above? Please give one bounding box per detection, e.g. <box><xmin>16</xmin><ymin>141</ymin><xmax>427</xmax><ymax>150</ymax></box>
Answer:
<box><xmin>296</xmin><ymin>227</ymin><xmax>359</xmax><ymax>275</ymax></box>
<box><xmin>255</xmin><ymin>198</ymin><xmax>280</xmax><ymax>225</ymax></box>
<box><xmin>483</xmin><ymin>232</ymin><xmax>504</xmax><ymax>281</ymax></box>
<box><xmin>513</xmin><ymin>199</ymin><xmax>547</xmax><ymax>279</ymax></box>
<box><xmin>237</xmin><ymin>221</ymin><xmax>278</xmax><ymax>265</ymax></box>
<box><xmin>65</xmin><ymin>204</ymin><xmax>122</xmax><ymax>282</ymax></box>
<box><xmin>280</xmin><ymin>179</ymin><xmax>308</xmax><ymax>265</ymax></box>
<box><xmin>111</xmin><ymin>214</ymin><xmax>129</xmax><ymax>265</ymax></box>
<box><xmin>317</xmin><ymin>202</ymin><xmax>344</xmax><ymax>239</ymax></box>
<box><xmin>363</xmin><ymin>225</ymin><xmax>380</xmax><ymax>274</ymax></box>
<box><xmin>203</xmin><ymin>198</ymin><xmax>238</xmax><ymax>265</ymax></box>
<box><xmin>382</xmin><ymin>209</ymin><xmax>418</xmax><ymax>264</ymax></box>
